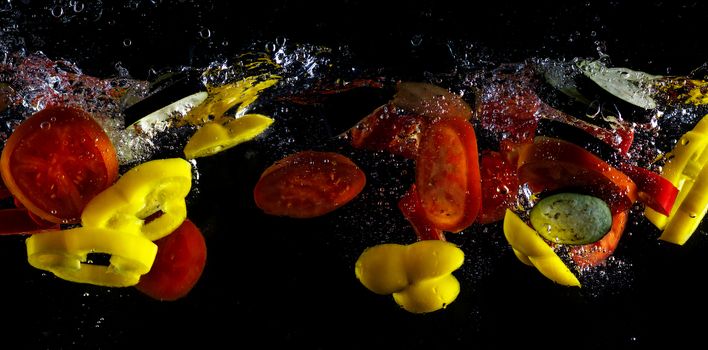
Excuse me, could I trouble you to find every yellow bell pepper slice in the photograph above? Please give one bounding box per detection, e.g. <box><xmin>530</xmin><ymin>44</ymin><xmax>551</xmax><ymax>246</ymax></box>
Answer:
<box><xmin>645</xmin><ymin>114</ymin><xmax>708</xmax><ymax>245</ymax></box>
<box><xmin>26</xmin><ymin>227</ymin><xmax>157</xmax><ymax>287</ymax></box>
<box><xmin>183</xmin><ymin>76</ymin><xmax>280</xmax><ymax>125</ymax></box>
<box><xmin>354</xmin><ymin>240</ymin><xmax>464</xmax><ymax>313</ymax></box>
<box><xmin>81</xmin><ymin>158</ymin><xmax>192</xmax><ymax>241</ymax></box>
<box><xmin>503</xmin><ymin>209</ymin><xmax>580</xmax><ymax>287</ymax></box>
<box><xmin>184</xmin><ymin>114</ymin><xmax>274</xmax><ymax>159</ymax></box>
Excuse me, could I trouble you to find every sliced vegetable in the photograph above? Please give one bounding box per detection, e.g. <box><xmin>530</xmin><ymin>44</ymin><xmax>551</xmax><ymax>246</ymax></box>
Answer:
<box><xmin>576</xmin><ymin>59</ymin><xmax>659</xmax><ymax>110</ymax></box>
<box><xmin>618</xmin><ymin>163</ymin><xmax>678</xmax><ymax>216</ymax></box>
<box><xmin>136</xmin><ymin>219</ymin><xmax>207</xmax><ymax>301</ymax></box>
<box><xmin>478</xmin><ymin>150</ymin><xmax>519</xmax><ymax>224</ymax></box>
<box><xmin>129</xmin><ymin>91</ymin><xmax>208</xmax><ymax>130</ymax></box>
<box><xmin>81</xmin><ymin>158</ymin><xmax>192</xmax><ymax>241</ymax></box>
<box><xmin>503</xmin><ymin>209</ymin><xmax>580</xmax><ymax>287</ymax></box>
<box><xmin>416</xmin><ymin>118</ymin><xmax>482</xmax><ymax>232</ymax></box>
<box><xmin>569</xmin><ymin>210</ymin><xmax>628</xmax><ymax>268</ymax></box>
<box><xmin>26</xmin><ymin>226</ymin><xmax>158</xmax><ymax>287</ymax></box>
<box><xmin>0</xmin><ymin>105</ymin><xmax>119</xmax><ymax>224</ymax></box>
<box><xmin>254</xmin><ymin>151</ymin><xmax>366</xmax><ymax>218</ymax></box>
<box><xmin>354</xmin><ymin>240</ymin><xmax>464</xmax><ymax>313</ymax></box>
<box><xmin>398</xmin><ymin>185</ymin><xmax>445</xmax><ymax>241</ymax></box>
<box><xmin>349</xmin><ymin>105</ymin><xmax>425</xmax><ymax>159</ymax></box>
<box><xmin>183</xmin><ymin>114</ymin><xmax>274</xmax><ymax>159</ymax></box>
<box><xmin>391</xmin><ymin>82</ymin><xmax>472</xmax><ymax>120</ymax></box>
<box><xmin>529</xmin><ymin>193</ymin><xmax>612</xmax><ymax>245</ymax></box>
<box><xmin>645</xmin><ymin>114</ymin><xmax>708</xmax><ymax>245</ymax></box>
<box><xmin>516</xmin><ymin>137</ymin><xmax>637</xmax><ymax>214</ymax></box>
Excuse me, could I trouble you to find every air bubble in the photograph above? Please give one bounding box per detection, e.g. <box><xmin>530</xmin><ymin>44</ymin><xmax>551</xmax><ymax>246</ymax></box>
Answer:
<box><xmin>123</xmin><ymin>38</ymin><xmax>132</xmax><ymax>47</ymax></box>
<box><xmin>199</xmin><ymin>28</ymin><xmax>211</xmax><ymax>39</ymax></box>
<box><xmin>73</xmin><ymin>1</ymin><xmax>85</xmax><ymax>13</ymax></box>
<box><xmin>39</xmin><ymin>121</ymin><xmax>51</xmax><ymax>130</ymax></box>
<box><xmin>51</xmin><ymin>6</ymin><xmax>64</xmax><ymax>17</ymax></box>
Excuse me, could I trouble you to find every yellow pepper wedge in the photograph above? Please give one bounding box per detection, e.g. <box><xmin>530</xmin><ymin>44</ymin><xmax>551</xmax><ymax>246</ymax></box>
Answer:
<box><xmin>645</xmin><ymin>114</ymin><xmax>708</xmax><ymax>245</ymax></box>
<box><xmin>81</xmin><ymin>158</ymin><xmax>192</xmax><ymax>241</ymax></box>
<box><xmin>184</xmin><ymin>114</ymin><xmax>274</xmax><ymax>159</ymax></box>
<box><xmin>355</xmin><ymin>240</ymin><xmax>464</xmax><ymax>313</ymax></box>
<box><xmin>26</xmin><ymin>227</ymin><xmax>157</xmax><ymax>287</ymax></box>
<box><xmin>503</xmin><ymin>209</ymin><xmax>580</xmax><ymax>287</ymax></box>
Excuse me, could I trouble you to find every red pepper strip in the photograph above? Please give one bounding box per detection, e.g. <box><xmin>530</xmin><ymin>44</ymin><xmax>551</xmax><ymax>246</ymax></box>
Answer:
<box><xmin>516</xmin><ymin>137</ymin><xmax>638</xmax><ymax>214</ymax></box>
<box><xmin>617</xmin><ymin>163</ymin><xmax>679</xmax><ymax>216</ymax></box>
<box><xmin>398</xmin><ymin>185</ymin><xmax>446</xmax><ymax>241</ymax></box>
<box><xmin>569</xmin><ymin>210</ymin><xmax>629</xmax><ymax>269</ymax></box>
<box><xmin>538</xmin><ymin>104</ymin><xmax>635</xmax><ymax>155</ymax></box>
<box><xmin>0</xmin><ymin>208</ymin><xmax>60</xmax><ymax>235</ymax></box>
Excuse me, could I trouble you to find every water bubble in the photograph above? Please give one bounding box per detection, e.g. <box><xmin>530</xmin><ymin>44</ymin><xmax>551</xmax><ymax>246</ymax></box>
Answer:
<box><xmin>123</xmin><ymin>38</ymin><xmax>132</xmax><ymax>47</ymax></box>
<box><xmin>410</xmin><ymin>34</ymin><xmax>423</xmax><ymax>47</ymax></box>
<box><xmin>51</xmin><ymin>6</ymin><xmax>64</xmax><ymax>17</ymax></box>
<box><xmin>199</xmin><ymin>28</ymin><xmax>211</xmax><ymax>39</ymax></box>
<box><xmin>39</xmin><ymin>121</ymin><xmax>51</xmax><ymax>130</ymax></box>
<box><xmin>221</xmin><ymin>40</ymin><xmax>229</xmax><ymax>47</ymax></box>
<box><xmin>73</xmin><ymin>1</ymin><xmax>85</xmax><ymax>13</ymax></box>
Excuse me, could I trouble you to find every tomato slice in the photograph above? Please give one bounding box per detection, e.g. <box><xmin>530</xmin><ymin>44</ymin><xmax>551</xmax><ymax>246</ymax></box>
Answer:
<box><xmin>516</xmin><ymin>137</ymin><xmax>637</xmax><ymax>214</ymax></box>
<box><xmin>135</xmin><ymin>219</ymin><xmax>207</xmax><ymax>301</ymax></box>
<box><xmin>253</xmin><ymin>151</ymin><xmax>367</xmax><ymax>218</ymax></box>
<box><xmin>350</xmin><ymin>105</ymin><xmax>425</xmax><ymax>159</ymax></box>
<box><xmin>478</xmin><ymin>150</ymin><xmax>519</xmax><ymax>224</ymax></box>
<box><xmin>0</xmin><ymin>105</ymin><xmax>119</xmax><ymax>224</ymax></box>
<box><xmin>416</xmin><ymin>118</ymin><xmax>482</xmax><ymax>232</ymax></box>
<box><xmin>398</xmin><ymin>185</ymin><xmax>445</xmax><ymax>241</ymax></box>
<box><xmin>0</xmin><ymin>177</ymin><xmax>10</xmax><ymax>200</ymax></box>
<box><xmin>569</xmin><ymin>210</ymin><xmax>629</xmax><ymax>269</ymax></box>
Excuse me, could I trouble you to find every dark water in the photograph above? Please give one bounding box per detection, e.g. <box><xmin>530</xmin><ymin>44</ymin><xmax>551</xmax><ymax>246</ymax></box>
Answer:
<box><xmin>1</xmin><ymin>1</ymin><xmax>708</xmax><ymax>349</ymax></box>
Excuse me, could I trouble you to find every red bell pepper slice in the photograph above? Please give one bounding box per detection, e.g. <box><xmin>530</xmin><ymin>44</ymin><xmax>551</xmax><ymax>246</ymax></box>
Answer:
<box><xmin>617</xmin><ymin>162</ymin><xmax>679</xmax><ymax>216</ymax></box>
<box><xmin>398</xmin><ymin>185</ymin><xmax>446</xmax><ymax>241</ymax></box>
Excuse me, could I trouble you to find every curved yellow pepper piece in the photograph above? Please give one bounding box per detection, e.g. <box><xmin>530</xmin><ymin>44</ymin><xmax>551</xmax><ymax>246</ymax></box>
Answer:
<box><xmin>81</xmin><ymin>158</ymin><xmax>192</xmax><ymax>241</ymax></box>
<box><xmin>184</xmin><ymin>114</ymin><xmax>274</xmax><ymax>159</ymax></box>
<box><xmin>503</xmin><ymin>209</ymin><xmax>581</xmax><ymax>287</ymax></box>
<box><xmin>26</xmin><ymin>227</ymin><xmax>157</xmax><ymax>287</ymax></box>
<box><xmin>645</xmin><ymin>114</ymin><xmax>708</xmax><ymax>245</ymax></box>
<box><xmin>355</xmin><ymin>240</ymin><xmax>464</xmax><ymax>313</ymax></box>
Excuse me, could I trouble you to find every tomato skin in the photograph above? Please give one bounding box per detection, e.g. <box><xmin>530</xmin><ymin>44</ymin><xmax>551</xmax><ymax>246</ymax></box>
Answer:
<box><xmin>254</xmin><ymin>151</ymin><xmax>366</xmax><ymax>218</ymax></box>
<box><xmin>0</xmin><ymin>208</ymin><xmax>60</xmax><ymax>235</ymax></box>
<box><xmin>0</xmin><ymin>105</ymin><xmax>119</xmax><ymax>224</ymax></box>
<box><xmin>136</xmin><ymin>219</ymin><xmax>207</xmax><ymax>301</ymax></box>
<box><xmin>478</xmin><ymin>150</ymin><xmax>519</xmax><ymax>224</ymax></box>
<box><xmin>398</xmin><ymin>185</ymin><xmax>445</xmax><ymax>241</ymax></box>
<box><xmin>415</xmin><ymin>118</ymin><xmax>482</xmax><ymax>233</ymax></box>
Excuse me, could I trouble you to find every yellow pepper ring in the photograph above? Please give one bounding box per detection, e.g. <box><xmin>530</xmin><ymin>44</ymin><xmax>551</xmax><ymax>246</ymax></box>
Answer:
<box><xmin>26</xmin><ymin>227</ymin><xmax>157</xmax><ymax>287</ymax></box>
<box><xmin>81</xmin><ymin>158</ymin><xmax>192</xmax><ymax>241</ymax></box>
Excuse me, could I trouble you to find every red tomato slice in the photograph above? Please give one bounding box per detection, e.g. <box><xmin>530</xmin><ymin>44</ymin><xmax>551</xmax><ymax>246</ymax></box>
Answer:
<box><xmin>478</xmin><ymin>150</ymin><xmax>519</xmax><ymax>224</ymax></box>
<box><xmin>136</xmin><ymin>219</ymin><xmax>207</xmax><ymax>301</ymax></box>
<box><xmin>569</xmin><ymin>210</ymin><xmax>628</xmax><ymax>269</ymax></box>
<box><xmin>253</xmin><ymin>151</ymin><xmax>367</xmax><ymax>218</ymax></box>
<box><xmin>416</xmin><ymin>118</ymin><xmax>482</xmax><ymax>232</ymax></box>
<box><xmin>349</xmin><ymin>105</ymin><xmax>425</xmax><ymax>159</ymax></box>
<box><xmin>0</xmin><ymin>105</ymin><xmax>119</xmax><ymax>224</ymax></box>
<box><xmin>398</xmin><ymin>185</ymin><xmax>445</xmax><ymax>241</ymax></box>
<box><xmin>516</xmin><ymin>137</ymin><xmax>638</xmax><ymax>214</ymax></box>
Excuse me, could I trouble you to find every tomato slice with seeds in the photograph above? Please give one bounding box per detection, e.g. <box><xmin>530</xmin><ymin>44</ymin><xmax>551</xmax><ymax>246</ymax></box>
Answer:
<box><xmin>350</xmin><ymin>104</ymin><xmax>425</xmax><ymax>159</ymax></box>
<box><xmin>569</xmin><ymin>210</ymin><xmax>629</xmax><ymax>269</ymax></box>
<box><xmin>0</xmin><ymin>105</ymin><xmax>119</xmax><ymax>224</ymax></box>
<box><xmin>415</xmin><ymin>118</ymin><xmax>482</xmax><ymax>233</ymax></box>
<box><xmin>254</xmin><ymin>151</ymin><xmax>367</xmax><ymax>218</ymax></box>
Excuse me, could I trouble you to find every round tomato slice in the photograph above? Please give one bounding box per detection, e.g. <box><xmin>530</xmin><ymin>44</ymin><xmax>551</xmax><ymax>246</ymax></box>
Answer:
<box><xmin>0</xmin><ymin>105</ymin><xmax>119</xmax><ymax>224</ymax></box>
<box><xmin>415</xmin><ymin>118</ymin><xmax>482</xmax><ymax>232</ymax></box>
<box><xmin>253</xmin><ymin>151</ymin><xmax>367</xmax><ymax>218</ymax></box>
<box><xmin>136</xmin><ymin>219</ymin><xmax>207</xmax><ymax>301</ymax></box>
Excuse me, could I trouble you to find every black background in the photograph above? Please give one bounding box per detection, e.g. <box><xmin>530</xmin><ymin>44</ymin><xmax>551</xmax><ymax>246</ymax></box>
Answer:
<box><xmin>2</xmin><ymin>1</ymin><xmax>708</xmax><ymax>349</ymax></box>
